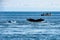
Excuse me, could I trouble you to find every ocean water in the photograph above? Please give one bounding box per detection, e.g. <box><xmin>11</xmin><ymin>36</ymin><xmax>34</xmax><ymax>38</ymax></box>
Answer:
<box><xmin>0</xmin><ymin>12</ymin><xmax>60</xmax><ymax>40</ymax></box>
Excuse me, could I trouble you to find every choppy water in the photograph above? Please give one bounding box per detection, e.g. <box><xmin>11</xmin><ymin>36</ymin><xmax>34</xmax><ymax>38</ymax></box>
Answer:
<box><xmin>0</xmin><ymin>12</ymin><xmax>60</xmax><ymax>40</ymax></box>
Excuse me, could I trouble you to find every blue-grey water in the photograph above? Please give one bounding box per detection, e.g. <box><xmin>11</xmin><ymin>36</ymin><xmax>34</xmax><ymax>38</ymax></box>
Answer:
<box><xmin>0</xmin><ymin>12</ymin><xmax>60</xmax><ymax>40</ymax></box>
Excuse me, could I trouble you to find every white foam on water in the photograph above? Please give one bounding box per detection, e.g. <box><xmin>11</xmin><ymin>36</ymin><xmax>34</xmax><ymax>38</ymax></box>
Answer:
<box><xmin>25</xmin><ymin>29</ymin><xmax>60</xmax><ymax>34</ymax></box>
<box><xmin>0</xmin><ymin>21</ymin><xmax>60</xmax><ymax>34</ymax></box>
<box><xmin>1</xmin><ymin>29</ymin><xmax>60</xmax><ymax>34</ymax></box>
<box><xmin>0</xmin><ymin>25</ymin><xmax>5</xmax><ymax>27</ymax></box>
<box><xmin>7</xmin><ymin>24</ymin><xmax>32</xmax><ymax>28</ymax></box>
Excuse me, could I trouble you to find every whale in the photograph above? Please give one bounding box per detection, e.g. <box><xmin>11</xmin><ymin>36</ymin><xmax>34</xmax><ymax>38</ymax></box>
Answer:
<box><xmin>27</xmin><ymin>18</ymin><xmax>44</xmax><ymax>22</ymax></box>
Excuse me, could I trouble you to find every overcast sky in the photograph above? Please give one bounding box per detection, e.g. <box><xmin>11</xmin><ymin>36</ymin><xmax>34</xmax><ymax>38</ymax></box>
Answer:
<box><xmin>0</xmin><ymin>0</ymin><xmax>60</xmax><ymax>11</ymax></box>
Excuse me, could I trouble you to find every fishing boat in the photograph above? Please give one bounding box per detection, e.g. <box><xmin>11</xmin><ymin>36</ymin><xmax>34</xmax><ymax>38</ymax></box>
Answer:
<box><xmin>41</xmin><ymin>12</ymin><xmax>51</xmax><ymax>16</ymax></box>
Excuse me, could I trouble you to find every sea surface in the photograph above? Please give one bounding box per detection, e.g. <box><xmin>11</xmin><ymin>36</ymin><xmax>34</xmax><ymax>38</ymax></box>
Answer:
<box><xmin>0</xmin><ymin>12</ymin><xmax>60</xmax><ymax>40</ymax></box>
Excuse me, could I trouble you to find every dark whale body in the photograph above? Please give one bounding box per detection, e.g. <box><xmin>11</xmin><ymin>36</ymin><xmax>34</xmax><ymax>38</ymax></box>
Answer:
<box><xmin>27</xmin><ymin>18</ymin><xmax>44</xmax><ymax>22</ymax></box>
<box><xmin>8</xmin><ymin>21</ymin><xmax>12</xmax><ymax>23</ymax></box>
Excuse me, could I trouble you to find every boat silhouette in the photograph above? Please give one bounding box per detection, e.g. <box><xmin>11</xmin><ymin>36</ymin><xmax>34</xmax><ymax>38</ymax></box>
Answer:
<box><xmin>27</xmin><ymin>18</ymin><xmax>44</xmax><ymax>22</ymax></box>
<box><xmin>41</xmin><ymin>12</ymin><xmax>51</xmax><ymax>16</ymax></box>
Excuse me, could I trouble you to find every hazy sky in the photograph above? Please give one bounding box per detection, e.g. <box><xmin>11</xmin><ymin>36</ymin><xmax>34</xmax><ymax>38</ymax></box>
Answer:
<box><xmin>0</xmin><ymin>0</ymin><xmax>60</xmax><ymax>11</ymax></box>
